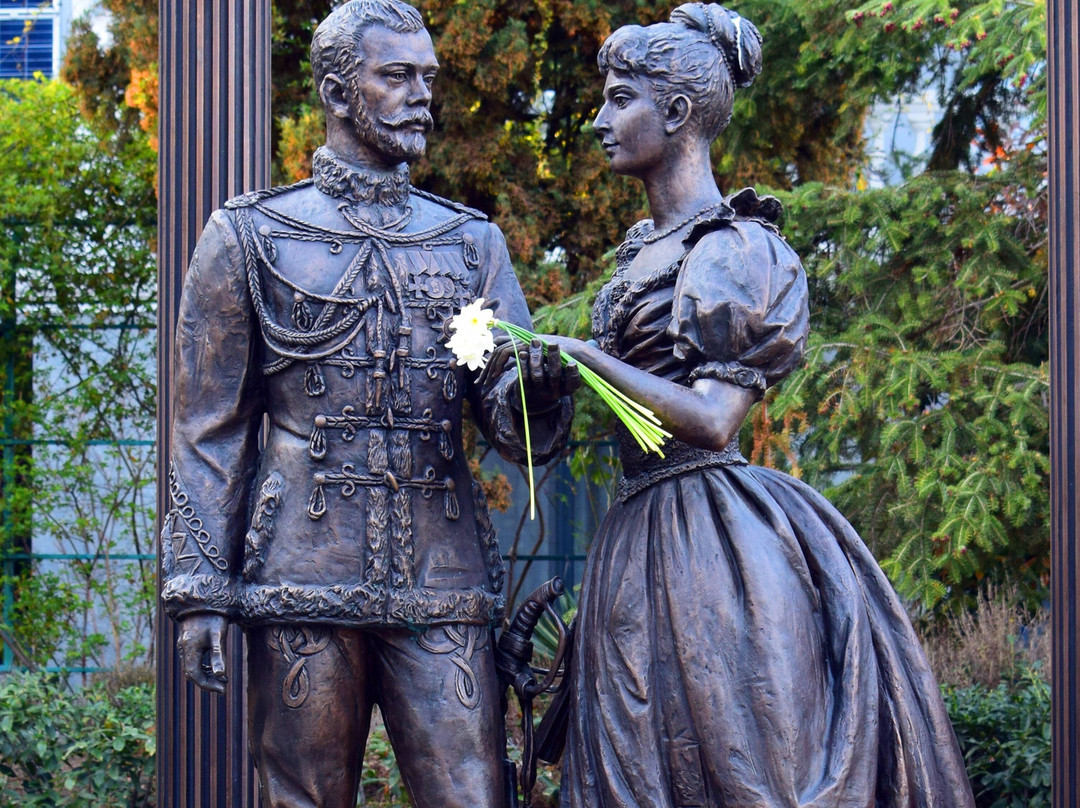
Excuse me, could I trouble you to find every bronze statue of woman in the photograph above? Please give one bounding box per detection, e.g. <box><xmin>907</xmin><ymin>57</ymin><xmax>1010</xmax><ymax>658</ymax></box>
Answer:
<box><xmin>538</xmin><ymin>4</ymin><xmax>976</xmax><ymax>806</ymax></box>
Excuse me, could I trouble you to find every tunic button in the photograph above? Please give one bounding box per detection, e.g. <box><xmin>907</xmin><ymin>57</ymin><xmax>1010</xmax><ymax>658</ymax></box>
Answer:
<box><xmin>314</xmin><ymin>415</ymin><xmax>327</xmax><ymax>428</ymax></box>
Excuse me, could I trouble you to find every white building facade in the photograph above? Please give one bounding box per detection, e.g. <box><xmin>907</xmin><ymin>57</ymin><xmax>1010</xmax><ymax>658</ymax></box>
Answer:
<box><xmin>0</xmin><ymin>0</ymin><xmax>103</xmax><ymax>80</ymax></box>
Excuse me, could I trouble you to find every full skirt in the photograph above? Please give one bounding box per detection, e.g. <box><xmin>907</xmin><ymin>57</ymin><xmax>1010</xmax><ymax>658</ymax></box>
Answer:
<box><xmin>560</xmin><ymin>464</ymin><xmax>974</xmax><ymax>808</ymax></box>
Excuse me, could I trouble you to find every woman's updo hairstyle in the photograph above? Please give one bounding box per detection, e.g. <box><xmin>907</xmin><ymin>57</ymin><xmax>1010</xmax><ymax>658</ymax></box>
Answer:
<box><xmin>597</xmin><ymin>3</ymin><xmax>763</xmax><ymax>140</ymax></box>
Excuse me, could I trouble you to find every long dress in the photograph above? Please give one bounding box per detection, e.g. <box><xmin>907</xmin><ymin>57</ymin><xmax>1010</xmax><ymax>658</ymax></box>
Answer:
<box><xmin>560</xmin><ymin>191</ymin><xmax>975</xmax><ymax>808</ymax></box>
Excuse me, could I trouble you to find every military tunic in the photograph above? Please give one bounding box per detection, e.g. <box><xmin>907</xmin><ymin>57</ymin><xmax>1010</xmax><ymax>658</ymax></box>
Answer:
<box><xmin>161</xmin><ymin>148</ymin><xmax>572</xmax><ymax>632</ymax></box>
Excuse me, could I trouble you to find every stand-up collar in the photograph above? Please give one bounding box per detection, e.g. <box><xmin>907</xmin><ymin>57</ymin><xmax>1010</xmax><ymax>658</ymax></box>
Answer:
<box><xmin>312</xmin><ymin>146</ymin><xmax>411</xmax><ymax>207</ymax></box>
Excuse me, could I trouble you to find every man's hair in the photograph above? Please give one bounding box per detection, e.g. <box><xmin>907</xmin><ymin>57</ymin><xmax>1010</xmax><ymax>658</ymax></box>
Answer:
<box><xmin>311</xmin><ymin>0</ymin><xmax>426</xmax><ymax>88</ymax></box>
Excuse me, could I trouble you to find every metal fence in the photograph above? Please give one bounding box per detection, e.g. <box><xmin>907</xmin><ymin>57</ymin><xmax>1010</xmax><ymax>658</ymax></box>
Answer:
<box><xmin>0</xmin><ymin>391</ymin><xmax>609</xmax><ymax>674</ymax></box>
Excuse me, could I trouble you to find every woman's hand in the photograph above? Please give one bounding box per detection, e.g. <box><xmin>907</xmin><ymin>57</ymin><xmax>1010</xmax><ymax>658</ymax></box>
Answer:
<box><xmin>479</xmin><ymin>333</ymin><xmax>582</xmax><ymax>411</ymax></box>
<box><xmin>529</xmin><ymin>334</ymin><xmax>593</xmax><ymax>364</ymax></box>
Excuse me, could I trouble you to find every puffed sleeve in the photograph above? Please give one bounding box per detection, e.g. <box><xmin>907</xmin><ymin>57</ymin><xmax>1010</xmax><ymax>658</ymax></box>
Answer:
<box><xmin>160</xmin><ymin>210</ymin><xmax>263</xmax><ymax>620</ymax></box>
<box><xmin>468</xmin><ymin>222</ymin><xmax>574</xmax><ymax>465</ymax></box>
<box><xmin>668</xmin><ymin>220</ymin><xmax>809</xmax><ymax>396</ymax></box>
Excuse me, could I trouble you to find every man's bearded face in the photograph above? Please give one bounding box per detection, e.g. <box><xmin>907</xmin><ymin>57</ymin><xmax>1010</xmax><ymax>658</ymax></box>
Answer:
<box><xmin>347</xmin><ymin>78</ymin><xmax>433</xmax><ymax>163</ymax></box>
<box><xmin>340</xmin><ymin>26</ymin><xmax>438</xmax><ymax>166</ymax></box>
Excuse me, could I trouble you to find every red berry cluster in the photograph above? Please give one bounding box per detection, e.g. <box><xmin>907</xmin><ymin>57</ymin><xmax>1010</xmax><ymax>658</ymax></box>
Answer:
<box><xmin>848</xmin><ymin>3</ymin><xmax>973</xmax><ymax>39</ymax></box>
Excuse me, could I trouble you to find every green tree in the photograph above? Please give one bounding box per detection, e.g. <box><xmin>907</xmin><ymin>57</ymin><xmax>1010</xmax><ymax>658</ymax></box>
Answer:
<box><xmin>764</xmin><ymin>0</ymin><xmax>1048</xmax><ymax>609</ymax></box>
<box><xmin>0</xmin><ymin>78</ymin><xmax>157</xmax><ymax>669</ymax></box>
<box><xmin>58</xmin><ymin>0</ymin><xmax>1049</xmax><ymax>613</ymax></box>
<box><xmin>61</xmin><ymin>0</ymin><xmax>157</xmax><ymax>147</ymax></box>
<box><xmin>776</xmin><ymin>167</ymin><xmax>1047</xmax><ymax>609</ymax></box>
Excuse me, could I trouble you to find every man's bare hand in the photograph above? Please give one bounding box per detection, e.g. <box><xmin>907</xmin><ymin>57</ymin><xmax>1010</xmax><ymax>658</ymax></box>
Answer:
<box><xmin>177</xmin><ymin>613</ymin><xmax>229</xmax><ymax>694</ymax></box>
<box><xmin>523</xmin><ymin>337</ymin><xmax>581</xmax><ymax>408</ymax></box>
<box><xmin>480</xmin><ymin>334</ymin><xmax>580</xmax><ymax>411</ymax></box>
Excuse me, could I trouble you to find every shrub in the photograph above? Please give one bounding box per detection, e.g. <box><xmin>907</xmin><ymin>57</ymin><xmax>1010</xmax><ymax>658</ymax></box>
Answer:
<box><xmin>0</xmin><ymin>671</ymin><xmax>155</xmax><ymax>807</ymax></box>
<box><xmin>944</xmin><ymin>667</ymin><xmax>1051</xmax><ymax>808</ymax></box>
<box><xmin>916</xmin><ymin>584</ymin><xmax>1051</xmax><ymax>806</ymax></box>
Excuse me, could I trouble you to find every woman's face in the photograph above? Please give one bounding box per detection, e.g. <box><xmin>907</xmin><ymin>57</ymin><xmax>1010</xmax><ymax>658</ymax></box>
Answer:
<box><xmin>593</xmin><ymin>70</ymin><xmax>668</xmax><ymax>178</ymax></box>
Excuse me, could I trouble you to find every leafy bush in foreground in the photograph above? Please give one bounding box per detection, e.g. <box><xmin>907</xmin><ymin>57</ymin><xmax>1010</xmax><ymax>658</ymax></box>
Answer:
<box><xmin>945</xmin><ymin>667</ymin><xmax>1051</xmax><ymax>808</ymax></box>
<box><xmin>0</xmin><ymin>672</ymin><xmax>155</xmax><ymax>808</ymax></box>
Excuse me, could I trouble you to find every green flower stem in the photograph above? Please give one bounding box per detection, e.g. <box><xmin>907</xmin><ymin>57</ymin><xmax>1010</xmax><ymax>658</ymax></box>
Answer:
<box><xmin>505</xmin><ymin>330</ymin><xmax>536</xmax><ymax>520</ymax></box>
<box><xmin>492</xmin><ymin>320</ymin><xmax>671</xmax><ymax>461</ymax></box>
<box><xmin>578</xmin><ymin>365</ymin><xmax>668</xmax><ymax>448</ymax></box>
<box><xmin>578</xmin><ymin>364</ymin><xmax>663</xmax><ymax>424</ymax></box>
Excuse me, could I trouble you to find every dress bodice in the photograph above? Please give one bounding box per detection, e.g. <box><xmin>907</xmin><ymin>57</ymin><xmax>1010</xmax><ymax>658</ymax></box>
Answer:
<box><xmin>590</xmin><ymin>190</ymin><xmax>810</xmax><ymax>498</ymax></box>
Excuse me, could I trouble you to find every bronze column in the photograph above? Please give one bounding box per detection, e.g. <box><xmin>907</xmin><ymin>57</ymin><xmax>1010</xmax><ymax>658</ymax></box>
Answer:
<box><xmin>1051</xmin><ymin>0</ymin><xmax>1080</xmax><ymax>805</ymax></box>
<box><xmin>157</xmin><ymin>3</ymin><xmax>271</xmax><ymax>806</ymax></box>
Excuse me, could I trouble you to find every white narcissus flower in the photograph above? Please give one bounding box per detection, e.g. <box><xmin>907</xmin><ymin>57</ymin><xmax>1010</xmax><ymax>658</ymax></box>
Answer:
<box><xmin>447</xmin><ymin>298</ymin><xmax>496</xmax><ymax>371</ymax></box>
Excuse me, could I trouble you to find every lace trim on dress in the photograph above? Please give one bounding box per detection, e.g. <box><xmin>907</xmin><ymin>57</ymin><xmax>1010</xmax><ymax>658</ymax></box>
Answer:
<box><xmin>593</xmin><ymin>189</ymin><xmax>788</xmax><ymax>360</ymax></box>
<box><xmin>594</xmin><ymin>258</ymin><xmax>683</xmax><ymax>356</ymax></box>
<box><xmin>688</xmin><ymin>361</ymin><xmax>767</xmax><ymax>396</ymax></box>
<box><xmin>593</xmin><ymin>199</ymin><xmax>747</xmax><ymax>356</ymax></box>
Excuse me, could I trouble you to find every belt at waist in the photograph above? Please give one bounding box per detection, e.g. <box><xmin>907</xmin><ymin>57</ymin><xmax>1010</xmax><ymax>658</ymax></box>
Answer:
<box><xmin>616</xmin><ymin>433</ymin><xmax>745</xmax><ymax>502</ymax></box>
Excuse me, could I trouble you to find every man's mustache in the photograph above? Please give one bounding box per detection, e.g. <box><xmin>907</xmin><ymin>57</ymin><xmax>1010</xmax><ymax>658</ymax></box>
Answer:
<box><xmin>378</xmin><ymin>111</ymin><xmax>434</xmax><ymax>131</ymax></box>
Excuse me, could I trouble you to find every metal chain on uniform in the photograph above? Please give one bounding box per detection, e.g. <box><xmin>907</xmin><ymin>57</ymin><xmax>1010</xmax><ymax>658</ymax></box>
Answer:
<box><xmin>235</xmin><ymin>193</ymin><xmax>480</xmax><ymax>375</ymax></box>
<box><xmin>232</xmin><ymin>190</ymin><xmax>475</xmax><ymax>529</ymax></box>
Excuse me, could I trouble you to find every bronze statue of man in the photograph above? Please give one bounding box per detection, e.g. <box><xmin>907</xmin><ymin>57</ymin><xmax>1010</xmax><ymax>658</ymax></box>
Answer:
<box><xmin>159</xmin><ymin>2</ymin><xmax>576</xmax><ymax>806</ymax></box>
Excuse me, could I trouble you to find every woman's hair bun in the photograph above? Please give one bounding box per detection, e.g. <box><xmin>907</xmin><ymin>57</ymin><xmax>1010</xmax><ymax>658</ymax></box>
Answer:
<box><xmin>670</xmin><ymin>3</ymin><xmax>763</xmax><ymax>88</ymax></box>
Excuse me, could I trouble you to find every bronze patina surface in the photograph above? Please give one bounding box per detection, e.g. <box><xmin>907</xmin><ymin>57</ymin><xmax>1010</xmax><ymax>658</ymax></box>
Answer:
<box><xmin>160</xmin><ymin>3</ymin><xmax>575</xmax><ymax>806</ymax></box>
<box><xmin>534</xmin><ymin>4</ymin><xmax>978</xmax><ymax>807</ymax></box>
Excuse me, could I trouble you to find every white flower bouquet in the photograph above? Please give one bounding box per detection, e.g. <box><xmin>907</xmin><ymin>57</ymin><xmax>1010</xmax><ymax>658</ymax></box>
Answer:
<box><xmin>447</xmin><ymin>298</ymin><xmax>671</xmax><ymax>517</ymax></box>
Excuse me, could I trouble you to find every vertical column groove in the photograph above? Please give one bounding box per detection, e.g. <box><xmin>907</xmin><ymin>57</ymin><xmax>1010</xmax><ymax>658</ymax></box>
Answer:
<box><xmin>1050</xmin><ymin>1</ymin><xmax>1080</xmax><ymax>805</ymax></box>
<box><xmin>157</xmin><ymin>3</ymin><xmax>271</xmax><ymax>807</ymax></box>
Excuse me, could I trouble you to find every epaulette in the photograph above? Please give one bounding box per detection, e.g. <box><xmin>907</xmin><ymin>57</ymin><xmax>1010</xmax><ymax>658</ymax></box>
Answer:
<box><xmin>224</xmin><ymin>178</ymin><xmax>315</xmax><ymax>210</ymax></box>
<box><xmin>408</xmin><ymin>187</ymin><xmax>488</xmax><ymax>221</ymax></box>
